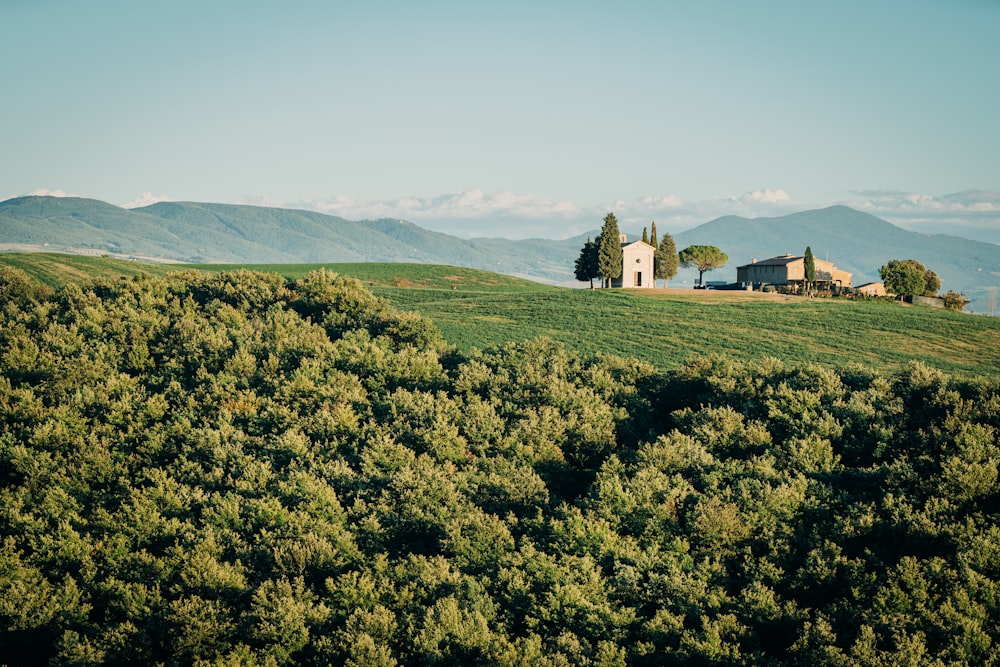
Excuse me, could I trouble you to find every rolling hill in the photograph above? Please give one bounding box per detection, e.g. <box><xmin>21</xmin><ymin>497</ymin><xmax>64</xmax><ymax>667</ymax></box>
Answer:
<box><xmin>2</xmin><ymin>254</ymin><xmax>998</xmax><ymax>379</ymax></box>
<box><xmin>2</xmin><ymin>196</ymin><xmax>998</xmax><ymax>309</ymax></box>
<box><xmin>0</xmin><ymin>196</ymin><xmax>580</xmax><ymax>282</ymax></box>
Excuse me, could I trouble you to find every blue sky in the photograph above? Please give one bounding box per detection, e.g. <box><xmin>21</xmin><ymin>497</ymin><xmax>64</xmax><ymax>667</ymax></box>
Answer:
<box><xmin>2</xmin><ymin>0</ymin><xmax>998</xmax><ymax>240</ymax></box>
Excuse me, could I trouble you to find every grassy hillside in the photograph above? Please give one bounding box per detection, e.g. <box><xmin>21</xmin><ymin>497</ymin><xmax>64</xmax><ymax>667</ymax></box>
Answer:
<box><xmin>192</xmin><ymin>261</ymin><xmax>556</xmax><ymax>293</ymax></box>
<box><xmin>375</xmin><ymin>286</ymin><xmax>1000</xmax><ymax>378</ymax></box>
<box><xmin>3</xmin><ymin>254</ymin><xmax>997</xmax><ymax>379</ymax></box>
<box><xmin>0</xmin><ymin>252</ymin><xmax>178</xmax><ymax>286</ymax></box>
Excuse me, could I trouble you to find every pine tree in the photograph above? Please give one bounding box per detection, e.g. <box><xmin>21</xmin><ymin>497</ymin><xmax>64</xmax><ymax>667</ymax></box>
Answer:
<box><xmin>597</xmin><ymin>213</ymin><xmax>623</xmax><ymax>288</ymax></box>
<box><xmin>642</xmin><ymin>227</ymin><xmax>649</xmax><ymax>244</ymax></box>
<box><xmin>574</xmin><ymin>236</ymin><xmax>600</xmax><ymax>288</ymax></box>
<box><xmin>679</xmin><ymin>245</ymin><xmax>728</xmax><ymax>287</ymax></box>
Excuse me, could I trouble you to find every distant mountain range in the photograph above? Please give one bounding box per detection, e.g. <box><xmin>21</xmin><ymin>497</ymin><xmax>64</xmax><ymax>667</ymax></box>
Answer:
<box><xmin>0</xmin><ymin>196</ymin><xmax>581</xmax><ymax>282</ymax></box>
<box><xmin>673</xmin><ymin>206</ymin><xmax>1000</xmax><ymax>304</ymax></box>
<box><xmin>2</xmin><ymin>196</ymin><xmax>998</xmax><ymax>311</ymax></box>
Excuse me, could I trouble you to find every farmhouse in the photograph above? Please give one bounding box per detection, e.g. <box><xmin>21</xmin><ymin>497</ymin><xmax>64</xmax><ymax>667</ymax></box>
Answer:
<box><xmin>856</xmin><ymin>282</ymin><xmax>887</xmax><ymax>297</ymax></box>
<box><xmin>736</xmin><ymin>253</ymin><xmax>852</xmax><ymax>290</ymax></box>
<box><xmin>611</xmin><ymin>234</ymin><xmax>656</xmax><ymax>289</ymax></box>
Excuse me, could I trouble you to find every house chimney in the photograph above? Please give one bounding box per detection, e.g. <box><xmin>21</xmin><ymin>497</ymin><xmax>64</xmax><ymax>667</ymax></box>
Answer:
<box><xmin>752</xmin><ymin>258</ymin><xmax>757</xmax><ymax>263</ymax></box>
<box><xmin>619</xmin><ymin>233</ymin><xmax>627</xmax><ymax>243</ymax></box>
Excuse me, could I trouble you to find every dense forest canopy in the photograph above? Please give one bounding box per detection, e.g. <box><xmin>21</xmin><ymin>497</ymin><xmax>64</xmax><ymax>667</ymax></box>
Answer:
<box><xmin>1</xmin><ymin>267</ymin><xmax>998</xmax><ymax>665</ymax></box>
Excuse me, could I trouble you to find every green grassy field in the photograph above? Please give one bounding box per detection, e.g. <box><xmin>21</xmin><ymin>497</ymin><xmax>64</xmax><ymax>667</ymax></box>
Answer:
<box><xmin>4</xmin><ymin>253</ymin><xmax>998</xmax><ymax>377</ymax></box>
<box><xmin>377</xmin><ymin>287</ymin><xmax>1000</xmax><ymax>376</ymax></box>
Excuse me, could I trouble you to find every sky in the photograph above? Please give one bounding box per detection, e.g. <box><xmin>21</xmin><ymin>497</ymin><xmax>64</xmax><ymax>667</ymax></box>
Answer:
<box><xmin>2</xmin><ymin>0</ymin><xmax>999</xmax><ymax>241</ymax></box>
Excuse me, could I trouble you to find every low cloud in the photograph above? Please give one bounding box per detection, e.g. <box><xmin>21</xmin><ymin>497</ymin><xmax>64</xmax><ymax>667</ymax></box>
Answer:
<box><xmin>575</xmin><ymin>189</ymin><xmax>799</xmax><ymax>238</ymax></box>
<box><xmin>29</xmin><ymin>188</ymin><xmax>75</xmax><ymax>198</ymax></box>
<box><xmin>843</xmin><ymin>189</ymin><xmax>1000</xmax><ymax>244</ymax></box>
<box><xmin>121</xmin><ymin>192</ymin><xmax>172</xmax><ymax>209</ymax></box>
<box><xmin>276</xmin><ymin>187</ymin><xmax>999</xmax><ymax>243</ymax></box>
<box><xmin>735</xmin><ymin>189</ymin><xmax>793</xmax><ymax>205</ymax></box>
<box><xmin>849</xmin><ymin>189</ymin><xmax>1000</xmax><ymax>214</ymax></box>
<box><xmin>297</xmin><ymin>189</ymin><xmax>582</xmax><ymax>223</ymax></box>
<box><xmin>288</xmin><ymin>188</ymin><xmax>801</xmax><ymax>239</ymax></box>
<box><xmin>10</xmin><ymin>186</ymin><xmax>997</xmax><ymax>243</ymax></box>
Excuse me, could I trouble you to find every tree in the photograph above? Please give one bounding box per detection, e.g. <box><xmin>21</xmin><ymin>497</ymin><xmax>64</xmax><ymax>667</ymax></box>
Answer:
<box><xmin>650</xmin><ymin>223</ymin><xmax>658</xmax><ymax>255</ymax></box>
<box><xmin>941</xmin><ymin>291</ymin><xmax>969</xmax><ymax>311</ymax></box>
<box><xmin>923</xmin><ymin>270</ymin><xmax>941</xmax><ymax>296</ymax></box>
<box><xmin>879</xmin><ymin>259</ymin><xmax>939</xmax><ymax>300</ymax></box>
<box><xmin>574</xmin><ymin>237</ymin><xmax>600</xmax><ymax>288</ymax></box>
<box><xmin>641</xmin><ymin>227</ymin><xmax>649</xmax><ymax>244</ymax></box>
<box><xmin>0</xmin><ymin>266</ymin><xmax>52</xmax><ymax>305</ymax></box>
<box><xmin>656</xmin><ymin>233</ymin><xmax>679</xmax><ymax>287</ymax></box>
<box><xmin>803</xmin><ymin>247</ymin><xmax>816</xmax><ymax>293</ymax></box>
<box><xmin>679</xmin><ymin>245</ymin><xmax>728</xmax><ymax>287</ymax></box>
<box><xmin>597</xmin><ymin>213</ymin><xmax>623</xmax><ymax>288</ymax></box>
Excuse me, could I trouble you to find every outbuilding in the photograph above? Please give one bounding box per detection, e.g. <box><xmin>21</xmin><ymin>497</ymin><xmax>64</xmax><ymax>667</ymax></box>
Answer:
<box><xmin>856</xmin><ymin>282</ymin><xmax>887</xmax><ymax>297</ymax></box>
<box><xmin>736</xmin><ymin>254</ymin><xmax>852</xmax><ymax>290</ymax></box>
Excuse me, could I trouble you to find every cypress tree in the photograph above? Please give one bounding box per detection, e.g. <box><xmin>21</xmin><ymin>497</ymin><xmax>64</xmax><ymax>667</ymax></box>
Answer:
<box><xmin>650</xmin><ymin>222</ymin><xmax>659</xmax><ymax>285</ymax></box>
<box><xmin>656</xmin><ymin>233</ymin><xmax>678</xmax><ymax>287</ymax></box>
<box><xmin>597</xmin><ymin>213</ymin><xmax>623</xmax><ymax>288</ymax></box>
<box><xmin>804</xmin><ymin>246</ymin><xmax>816</xmax><ymax>293</ymax></box>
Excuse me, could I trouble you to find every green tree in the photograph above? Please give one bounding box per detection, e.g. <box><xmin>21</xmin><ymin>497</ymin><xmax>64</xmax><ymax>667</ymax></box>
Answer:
<box><xmin>656</xmin><ymin>233</ymin><xmax>678</xmax><ymax>288</ymax></box>
<box><xmin>679</xmin><ymin>245</ymin><xmax>728</xmax><ymax>287</ymax></box>
<box><xmin>597</xmin><ymin>213</ymin><xmax>623</xmax><ymax>288</ymax></box>
<box><xmin>641</xmin><ymin>227</ymin><xmax>649</xmax><ymax>244</ymax></box>
<box><xmin>923</xmin><ymin>269</ymin><xmax>941</xmax><ymax>296</ymax></box>
<box><xmin>574</xmin><ymin>237</ymin><xmax>600</xmax><ymax>288</ymax></box>
<box><xmin>0</xmin><ymin>266</ymin><xmax>53</xmax><ymax>306</ymax></box>
<box><xmin>8</xmin><ymin>265</ymin><xmax>1000</xmax><ymax>665</ymax></box>
<box><xmin>803</xmin><ymin>246</ymin><xmax>816</xmax><ymax>293</ymax></box>
<box><xmin>941</xmin><ymin>290</ymin><xmax>969</xmax><ymax>311</ymax></box>
<box><xmin>880</xmin><ymin>259</ymin><xmax>938</xmax><ymax>299</ymax></box>
<box><xmin>649</xmin><ymin>222</ymin><xmax>658</xmax><ymax>255</ymax></box>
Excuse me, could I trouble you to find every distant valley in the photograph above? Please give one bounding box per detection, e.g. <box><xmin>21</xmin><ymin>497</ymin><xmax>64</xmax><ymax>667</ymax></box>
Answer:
<box><xmin>2</xmin><ymin>196</ymin><xmax>998</xmax><ymax>311</ymax></box>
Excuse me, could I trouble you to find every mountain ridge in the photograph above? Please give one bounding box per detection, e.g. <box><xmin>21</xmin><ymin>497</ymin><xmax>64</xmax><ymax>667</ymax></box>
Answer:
<box><xmin>2</xmin><ymin>196</ymin><xmax>998</xmax><ymax>309</ymax></box>
<box><xmin>672</xmin><ymin>206</ymin><xmax>999</xmax><ymax>304</ymax></box>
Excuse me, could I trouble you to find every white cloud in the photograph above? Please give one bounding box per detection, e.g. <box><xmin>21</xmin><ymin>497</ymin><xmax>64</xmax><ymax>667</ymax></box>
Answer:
<box><xmin>842</xmin><ymin>189</ymin><xmax>1000</xmax><ymax>244</ymax></box>
<box><xmin>276</xmin><ymin>188</ymin><xmax>802</xmax><ymax>238</ymax></box>
<box><xmin>275</xmin><ymin>187</ymin><xmax>999</xmax><ymax>243</ymax></box>
<box><xmin>298</xmin><ymin>188</ymin><xmax>789</xmax><ymax>223</ymax></box>
<box><xmin>292</xmin><ymin>189</ymin><xmax>582</xmax><ymax>223</ymax></box>
<box><xmin>736</xmin><ymin>189</ymin><xmax>792</xmax><ymax>204</ymax></box>
<box><xmin>121</xmin><ymin>192</ymin><xmax>172</xmax><ymax>209</ymax></box>
<box><xmin>601</xmin><ymin>189</ymin><xmax>798</xmax><ymax>235</ymax></box>
<box><xmin>29</xmin><ymin>188</ymin><xmax>74</xmax><ymax>198</ymax></box>
<box><xmin>848</xmin><ymin>189</ymin><xmax>999</xmax><ymax>215</ymax></box>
